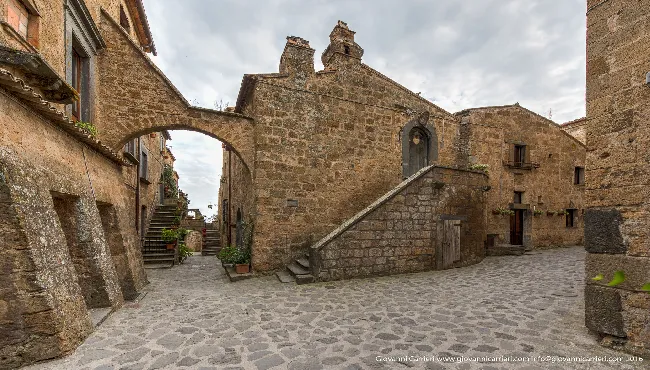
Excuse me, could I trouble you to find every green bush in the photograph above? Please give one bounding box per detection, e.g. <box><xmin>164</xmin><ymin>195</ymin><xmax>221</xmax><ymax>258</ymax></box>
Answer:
<box><xmin>161</xmin><ymin>228</ymin><xmax>178</xmax><ymax>243</ymax></box>
<box><xmin>75</xmin><ymin>121</ymin><xmax>98</xmax><ymax>137</ymax></box>
<box><xmin>177</xmin><ymin>227</ymin><xmax>189</xmax><ymax>240</ymax></box>
<box><xmin>218</xmin><ymin>244</ymin><xmax>238</xmax><ymax>264</ymax></box>
<box><xmin>231</xmin><ymin>248</ymin><xmax>251</xmax><ymax>265</ymax></box>
<box><xmin>178</xmin><ymin>242</ymin><xmax>192</xmax><ymax>263</ymax></box>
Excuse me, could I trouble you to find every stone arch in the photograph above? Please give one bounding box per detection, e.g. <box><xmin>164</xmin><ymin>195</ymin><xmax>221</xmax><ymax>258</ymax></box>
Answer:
<box><xmin>401</xmin><ymin>112</ymin><xmax>438</xmax><ymax>178</ymax></box>
<box><xmin>95</xmin><ymin>9</ymin><xmax>256</xmax><ymax>169</ymax></box>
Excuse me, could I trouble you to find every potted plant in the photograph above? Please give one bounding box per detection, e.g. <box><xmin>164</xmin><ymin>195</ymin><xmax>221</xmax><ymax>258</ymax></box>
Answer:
<box><xmin>232</xmin><ymin>248</ymin><xmax>251</xmax><ymax>274</ymax></box>
<box><xmin>547</xmin><ymin>210</ymin><xmax>556</xmax><ymax>216</ymax></box>
<box><xmin>533</xmin><ymin>209</ymin><xmax>544</xmax><ymax>216</ymax></box>
<box><xmin>161</xmin><ymin>228</ymin><xmax>178</xmax><ymax>250</ymax></box>
<box><xmin>178</xmin><ymin>242</ymin><xmax>192</xmax><ymax>263</ymax></box>
<box><xmin>218</xmin><ymin>244</ymin><xmax>238</xmax><ymax>267</ymax></box>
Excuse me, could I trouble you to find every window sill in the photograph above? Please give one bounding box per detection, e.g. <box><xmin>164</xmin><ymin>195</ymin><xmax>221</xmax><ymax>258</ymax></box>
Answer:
<box><xmin>503</xmin><ymin>161</ymin><xmax>540</xmax><ymax>170</ymax></box>
<box><xmin>124</xmin><ymin>152</ymin><xmax>138</xmax><ymax>164</ymax></box>
<box><xmin>140</xmin><ymin>177</ymin><xmax>151</xmax><ymax>185</ymax></box>
<box><xmin>574</xmin><ymin>183</ymin><xmax>585</xmax><ymax>186</ymax></box>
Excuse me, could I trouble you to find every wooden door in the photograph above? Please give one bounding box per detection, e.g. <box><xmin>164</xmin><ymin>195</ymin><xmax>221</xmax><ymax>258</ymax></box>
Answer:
<box><xmin>441</xmin><ymin>220</ymin><xmax>461</xmax><ymax>269</ymax></box>
<box><xmin>510</xmin><ymin>210</ymin><xmax>524</xmax><ymax>245</ymax></box>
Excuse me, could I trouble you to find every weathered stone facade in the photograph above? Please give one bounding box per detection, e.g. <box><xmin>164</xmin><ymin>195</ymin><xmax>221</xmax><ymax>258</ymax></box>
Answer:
<box><xmin>584</xmin><ymin>0</ymin><xmax>650</xmax><ymax>356</ymax></box>
<box><xmin>221</xmin><ymin>22</ymin><xmax>586</xmax><ymax>272</ymax></box>
<box><xmin>311</xmin><ymin>166</ymin><xmax>488</xmax><ymax>282</ymax></box>
<box><xmin>0</xmin><ymin>1</ymin><xmax>177</xmax><ymax>368</ymax></box>
<box><xmin>458</xmin><ymin>105</ymin><xmax>585</xmax><ymax>249</ymax></box>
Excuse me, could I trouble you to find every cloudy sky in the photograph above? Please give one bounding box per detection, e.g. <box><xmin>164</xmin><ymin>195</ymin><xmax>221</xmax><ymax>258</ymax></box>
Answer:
<box><xmin>145</xmin><ymin>0</ymin><xmax>587</xmax><ymax>218</ymax></box>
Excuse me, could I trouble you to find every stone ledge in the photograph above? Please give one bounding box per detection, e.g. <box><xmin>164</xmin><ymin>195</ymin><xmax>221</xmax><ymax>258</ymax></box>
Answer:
<box><xmin>585</xmin><ymin>253</ymin><xmax>650</xmax><ymax>291</ymax></box>
<box><xmin>224</xmin><ymin>266</ymin><xmax>255</xmax><ymax>282</ymax></box>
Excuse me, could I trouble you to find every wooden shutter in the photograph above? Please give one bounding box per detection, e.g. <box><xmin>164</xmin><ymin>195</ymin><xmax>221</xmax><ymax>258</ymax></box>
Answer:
<box><xmin>524</xmin><ymin>144</ymin><xmax>531</xmax><ymax>165</ymax></box>
<box><xmin>505</xmin><ymin>142</ymin><xmax>514</xmax><ymax>164</ymax></box>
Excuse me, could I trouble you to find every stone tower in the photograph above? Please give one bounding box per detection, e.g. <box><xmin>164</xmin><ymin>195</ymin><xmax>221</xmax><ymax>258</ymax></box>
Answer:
<box><xmin>321</xmin><ymin>20</ymin><xmax>364</xmax><ymax>68</ymax></box>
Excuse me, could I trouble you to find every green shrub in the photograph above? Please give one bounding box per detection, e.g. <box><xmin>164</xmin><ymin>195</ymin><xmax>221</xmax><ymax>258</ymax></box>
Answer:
<box><xmin>469</xmin><ymin>163</ymin><xmax>489</xmax><ymax>173</ymax></box>
<box><xmin>161</xmin><ymin>228</ymin><xmax>178</xmax><ymax>243</ymax></box>
<box><xmin>178</xmin><ymin>242</ymin><xmax>192</xmax><ymax>263</ymax></box>
<box><xmin>75</xmin><ymin>121</ymin><xmax>98</xmax><ymax>137</ymax></box>
<box><xmin>231</xmin><ymin>248</ymin><xmax>251</xmax><ymax>265</ymax></box>
<box><xmin>218</xmin><ymin>244</ymin><xmax>238</xmax><ymax>264</ymax></box>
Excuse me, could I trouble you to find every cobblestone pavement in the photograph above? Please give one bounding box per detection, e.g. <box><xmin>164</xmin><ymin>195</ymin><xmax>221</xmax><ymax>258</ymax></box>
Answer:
<box><xmin>25</xmin><ymin>247</ymin><xmax>647</xmax><ymax>370</ymax></box>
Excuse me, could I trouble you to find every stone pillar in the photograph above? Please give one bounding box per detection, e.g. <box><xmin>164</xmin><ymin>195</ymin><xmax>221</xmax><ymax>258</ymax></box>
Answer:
<box><xmin>585</xmin><ymin>0</ymin><xmax>650</xmax><ymax>356</ymax></box>
<box><xmin>279</xmin><ymin>36</ymin><xmax>314</xmax><ymax>80</ymax></box>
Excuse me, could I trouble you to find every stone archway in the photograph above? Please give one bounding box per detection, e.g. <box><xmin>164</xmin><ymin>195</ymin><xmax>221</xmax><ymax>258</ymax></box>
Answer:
<box><xmin>95</xmin><ymin>9</ymin><xmax>255</xmax><ymax>168</ymax></box>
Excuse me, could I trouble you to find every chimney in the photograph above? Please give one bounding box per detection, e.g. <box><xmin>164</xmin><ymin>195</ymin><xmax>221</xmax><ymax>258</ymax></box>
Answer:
<box><xmin>279</xmin><ymin>36</ymin><xmax>315</xmax><ymax>78</ymax></box>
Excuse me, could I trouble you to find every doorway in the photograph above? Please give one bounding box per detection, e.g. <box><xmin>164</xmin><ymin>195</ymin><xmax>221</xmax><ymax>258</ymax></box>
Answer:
<box><xmin>407</xmin><ymin>127</ymin><xmax>429</xmax><ymax>177</ymax></box>
<box><xmin>510</xmin><ymin>210</ymin><xmax>524</xmax><ymax>245</ymax></box>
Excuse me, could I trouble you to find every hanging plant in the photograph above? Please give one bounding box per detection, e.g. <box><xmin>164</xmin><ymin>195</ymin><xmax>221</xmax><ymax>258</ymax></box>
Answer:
<box><xmin>533</xmin><ymin>209</ymin><xmax>544</xmax><ymax>216</ymax></box>
<box><xmin>492</xmin><ymin>207</ymin><xmax>514</xmax><ymax>216</ymax></box>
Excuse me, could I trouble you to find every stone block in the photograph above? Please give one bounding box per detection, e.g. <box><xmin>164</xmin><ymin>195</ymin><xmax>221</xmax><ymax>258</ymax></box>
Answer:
<box><xmin>585</xmin><ymin>285</ymin><xmax>626</xmax><ymax>338</ymax></box>
<box><xmin>585</xmin><ymin>253</ymin><xmax>650</xmax><ymax>291</ymax></box>
<box><xmin>584</xmin><ymin>208</ymin><xmax>626</xmax><ymax>254</ymax></box>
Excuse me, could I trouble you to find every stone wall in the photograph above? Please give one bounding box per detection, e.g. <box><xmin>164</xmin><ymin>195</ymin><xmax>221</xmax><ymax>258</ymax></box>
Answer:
<box><xmin>310</xmin><ymin>166</ymin><xmax>488</xmax><ymax>282</ymax></box>
<box><xmin>236</xmin><ymin>27</ymin><xmax>464</xmax><ymax>271</ymax></box>
<box><xmin>217</xmin><ymin>146</ymin><xmax>254</xmax><ymax>250</ymax></box>
<box><xmin>584</xmin><ymin>0</ymin><xmax>650</xmax><ymax>356</ymax></box>
<box><xmin>458</xmin><ymin>105</ymin><xmax>585</xmax><ymax>248</ymax></box>
<box><xmin>0</xmin><ymin>88</ymin><xmax>147</xmax><ymax>368</ymax></box>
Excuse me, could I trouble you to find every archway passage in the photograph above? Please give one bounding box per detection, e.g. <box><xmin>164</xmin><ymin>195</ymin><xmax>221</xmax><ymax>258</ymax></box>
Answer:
<box><xmin>95</xmin><ymin>9</ymin><xmax>255</xmax><ymax>169</ymax></box>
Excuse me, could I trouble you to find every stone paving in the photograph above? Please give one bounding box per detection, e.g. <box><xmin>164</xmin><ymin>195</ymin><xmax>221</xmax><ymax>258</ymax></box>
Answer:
<box><xmin>25</xmin><ymin>247</ymin><xmax>647</xmax><ymax>370</ymax></box>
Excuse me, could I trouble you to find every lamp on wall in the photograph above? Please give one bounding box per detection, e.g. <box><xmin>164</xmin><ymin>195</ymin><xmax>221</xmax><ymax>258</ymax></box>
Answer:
<box><xmin>646</xmin><ymin>72</ymin><xmax>650</xmax><ymax>86</ymax></box>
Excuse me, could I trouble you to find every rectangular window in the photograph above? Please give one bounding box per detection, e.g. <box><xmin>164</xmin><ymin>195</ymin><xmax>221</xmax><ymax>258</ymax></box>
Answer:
<box><xmin>119</xmin><ymin>5</ymin><xmax>130</xmax><ymax>33</ymax></box>
<box><xmin>566</xmin><ymin>209</ymin><xmax>576</xmax><ymax>228</ymax></box>
<box><xmin>140</xmin><ymin>149</ymin><xmax>148</xmax><ymax>180</ymax></box>
<box><xmin>70</xmin><ymin>45</ymin><xmax>89</xmax><ymax>121</ymax></box>
<box><xmin>514</xmin><ymin>191</ymin><xmax>523</xmax><ymax>204</ymax></box>
<box><xmin>513</xmin><ymin>145</ymin><xmax>526</xmax><ymax>167</ymax></box>
<box><xmin>7</xmin><ymin>0</ymin><xmax>28</xmax><ymax>39</ymax></box>
<box><xmin>574</xmin><ymin>167</ymin><xmax>585</xmax><ymax>185</ymax></box>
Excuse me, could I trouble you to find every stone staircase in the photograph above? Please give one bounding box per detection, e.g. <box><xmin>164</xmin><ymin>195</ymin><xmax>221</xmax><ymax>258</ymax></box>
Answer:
<box><xmin>275</xmin><ymin>252</ymin><xmax>314</xmax><ymax>285</ymax></box>
<box><xmin>202</xmin><ymin>228</ymin><xmax>220</xmax><ymax>256</ymax></box>
<box><xmin>141</xmin><ymin>204</ymin><xmax>179</xmax><ymax>268</ymax></box>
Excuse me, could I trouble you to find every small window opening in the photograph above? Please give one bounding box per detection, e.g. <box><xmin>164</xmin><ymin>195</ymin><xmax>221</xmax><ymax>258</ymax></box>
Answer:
<box><xmin>119</xmin><ymin>5</ymin><xmax>130</xmax><ymax>33</ymax></box>
<box><xmin>140</xmin><ymin>149</ymin><xmax>148</xmax><ymax>180</ymax></box>
<box><xmin>566</xmin><ymin>209</ymin><xmax>576</xmax><ymax>228</ymax></box>
<box><xmin>574</xmin><ymin>167</ymin><xmax>585</xmax><ymax>185</ymax></box>
<box><xmin>344</xmin><ymin>45</ymin><xmax>350</xmax><ymax>55</ymax></box>
<box><xmin>537</xmin><ymin>195</ymin><xmax>543</xmax><ymax>204</ymax></box>
<box><xmin>7</xmin><ymin>0</ymin><xmax>28</xmax><ymax>39</ymax></box>
<box><xmin>514</xmin><ymin>191</ymin><xmax>523</xmax><ymax>204</ymax></box>
<box><xmin>513</xmin><ymin>145</ymin><xmax>526</xmax><ymax>167</ymax></box>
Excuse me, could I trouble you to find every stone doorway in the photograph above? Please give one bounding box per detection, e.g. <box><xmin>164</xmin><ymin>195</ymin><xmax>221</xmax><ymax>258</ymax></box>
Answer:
<box><xmin>510</xmin><ymin>210</ymin><xmax>524</xmax><ymax>245</ymax></box>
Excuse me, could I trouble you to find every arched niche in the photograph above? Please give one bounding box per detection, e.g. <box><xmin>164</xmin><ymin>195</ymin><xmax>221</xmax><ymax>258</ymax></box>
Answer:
<box><xmin>401</xmin><ymin>112</ymin><xmax>438</xmax><ymax>178</ymax></box>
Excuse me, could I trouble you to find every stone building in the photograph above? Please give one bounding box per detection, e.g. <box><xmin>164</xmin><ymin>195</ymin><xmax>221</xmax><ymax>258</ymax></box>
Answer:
<box><xmin>457</xmin><ymin>105</ymin><xmax>585</xmax><ymax>250</ymax></box>
<box><xmin>561</xmin><ymin>117</ymin><xmax>587</xmax><ymax>145</ymax></box>
<box><xmin>584</xmin><ymin>0</ymin><xmax>650</xmax><ymax>356</ymax></box>
<box><xmin>0</xmin><ymin>0</ymin><xmax>185</xmax><ymax>367</ymax></box>
<box><xmin>219</xmin><ymin>21</ymin><xmax>586</xmax><ymax>275</ymax></box>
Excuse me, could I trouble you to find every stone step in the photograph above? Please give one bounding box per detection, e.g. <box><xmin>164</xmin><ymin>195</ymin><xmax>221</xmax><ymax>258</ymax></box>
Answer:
<box><xmin>287</xmin><ymin>262</ymin><xmax>309</xmax><ymax>277</ymax></box>
<box><xmin>296</xmin><ymin>257</ymin><xmax>310</xmax><ymax>269</ymax></box>
<box><xmin>144</xmin><ymin>262</ymin><xmax>174</xmax><ymax>269</ymax></box>
<box><xmin>143</xmin><ymin>253</ymin><xmax>175</xmax><ymax>259</ymax></box>
<box><xmin>295</xmin><ymin>274</ymin><xmax>314</xmax><ymax>285</ymax></box>
<box><xmin>275</xmin><ymin>270</ymin><xmax>296</xmax><ymax>283</ymax></box>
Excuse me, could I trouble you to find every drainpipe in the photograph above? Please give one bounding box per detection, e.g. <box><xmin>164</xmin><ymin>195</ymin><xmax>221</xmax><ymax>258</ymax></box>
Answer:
<box><xmin>135</xmin><ymin>137</ymin><xmax>141</xmax><ymax>235</ymax></box>
<box><xmin>228</xmin><ymin>147</ymin><xmax>232</xmax><ymax>247</ymax></box>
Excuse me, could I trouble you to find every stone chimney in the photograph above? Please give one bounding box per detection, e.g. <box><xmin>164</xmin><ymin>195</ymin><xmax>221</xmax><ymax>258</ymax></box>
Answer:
<box><xmin>321</xmin><ymin>20</ymin><xmax>364</xmax><ymax>68</ymax></box>
<box><xmin>279</xmin><ymin>36</ymin><xmax>315</xmax><ymax>78</ymax></box>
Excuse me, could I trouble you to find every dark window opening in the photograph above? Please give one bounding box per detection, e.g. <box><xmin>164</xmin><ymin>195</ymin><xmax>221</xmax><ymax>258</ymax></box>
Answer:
<box><xmin>222</xmin><ymin>199</ymin><xmax>228</xmax><ymax>223</ymax></box>
<box><xmin>119</xmin><ymin>5</ymin><xmax>130</xmax><ymax>33</ymax></box>
<box><xmin>70</xmin><ymin>44</ymin><xmax>89</xmax><ymax>122</ymax></box>
<box><xmin>344</xmin><ymin>45</ymin><xmax>350</xmax><ymax>55</ymax></box>
<box><xmin>513</xmin><ymin>145</ymin><xmax>526</xmax><ymax>167</ymax></box>
<box><xmin>140</xmin><ymin>149</ymin><xmax>148</xmax><ymax>181</ymax></box>
<box><xmin>574</xmin><ymin>167</ymin><xmax>585</xmax><ymax>185</ymax></box>
<box><xmin>566</xmin><ymin>209</ymin><xmax>576</xmax><ymax>227</ymax></box>
<box><xmin>514</xmin><ymin>191</ymin><xmax>523</xmax><ymax>204</ymax></box>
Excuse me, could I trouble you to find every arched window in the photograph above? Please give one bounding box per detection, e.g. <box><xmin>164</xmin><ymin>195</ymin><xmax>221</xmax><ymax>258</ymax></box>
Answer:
<box><xmin>401</xmin><ymin>113</ymin><xmax>438</xmax><ymax>178</ymax></box>
<box><xmin>407</xmin><ymin>127</ymin><xmax>429</xmax><ymax>176</ymax></box>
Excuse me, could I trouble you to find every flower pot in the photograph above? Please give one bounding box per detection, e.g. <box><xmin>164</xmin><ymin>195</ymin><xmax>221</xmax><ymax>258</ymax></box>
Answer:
<box><xmin>235</xmin><ymin>264</ymin><xmax>250</xmax><ymax>274</ymax></box>
<box><xmin>166</xmin><ymin>243</ymin><xmax>175</xmax><ymax>250</ymax></box>
<box><xmin>491</xmin><ymin>210</ymin><xmax>500</xmax><ymax>215</ymax></box>
<box><xmin>149</xmin><ymin>133</ymin><xmax>156</xmax><ymax>138</ymax></box>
